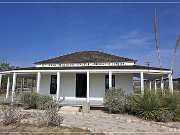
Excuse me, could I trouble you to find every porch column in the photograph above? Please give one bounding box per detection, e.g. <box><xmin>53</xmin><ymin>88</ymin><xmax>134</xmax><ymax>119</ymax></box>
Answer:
<box><xmin>6</xmin><ymin>76</ymin><xmax>10</xmax><ymax>99</ymax></box>
<box><xmin>56</xmin><ymin>72</ymin><xmax>61</xmax><ymax>101</ymax></box>
<box><xmin>149</xmin><ymin>80</ymin><xmax>152</xmax><ymax>91</ymax></box>
<box><xmin>161</xmin><ymin>78</ymin><xmax>164</xmax><ymax>91</ymax></box>
<box><xmin>36</xmin><ymin>72</ymin><xmax>41</xmax><ymax>93</ymax></box>
<box><xmin>109</xmin><ymin>71</ymin><xmax>112</xmax><ymax>89</ymax></box>
<box><xmin>0</xmin><ymin>74</ymin><xmax>2</xmax><ymax>91</ymax></box>
<box><xmin>87</xmin><ymin>71</ymin><xmax>90</xmax><ymax>102</ymax></box>
<box><xmin>12</xmin><ymin>73</ymin><xmax>17</xmax><ymax>102</ymax></box>
<box><xmin>168</xmin><ymin>73</ymin><xmax>173</xmax><ymax>94</ymax></box>
<box><xmin>20</xmin><ymin>78</ymin><xmax>24</xmax><ymax>91</ymax></box>
<box><xmin>30</xmin><ymin>79</ymin><xmax>33</xmax><ymax>92</ymax></box>
<box><xmin>140</xmin><ymin>72</ymin><xmax>144</xmax><ymax>95</ymax></box>
<box><xmin>154</xmin><ymin>80</ymin><xmax>157</xmax><ymax>93</ymax></box>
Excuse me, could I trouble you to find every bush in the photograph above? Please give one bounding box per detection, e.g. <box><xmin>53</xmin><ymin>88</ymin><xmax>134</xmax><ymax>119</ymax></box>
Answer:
<box><xmin>162</xmin><ymin>94</ymin><xmax>180</xmax><ymax>121</ymax></box>
<box><xmin>104</xmin><ymin>88</ymin><xmax>128</xmax><ymax>113</ymax></box>
<box><xmin>130</xmin><ymin>91</ymin><xmax>161</xmax><ymax>120</ymax></box>
<box><xmin>20</xmin><ymin>92</ymin><xmax>52</xmax><ymax>110</ymax></box>
<box><xmin>38</xmin><ymin>101</ymin><xmax>63</xmax><ymax>127</ymax></box>
<box><xmin>19</xmin><ymin>92</ymin><xmax>38</xmax><ymax>109</ymax></box>
<box><xmin>2</xmin><ymin>104</ymin><xmax>24</xmax><ymax>125</ymax></box>
<box><xmin>155</xmin><ymin>110</ymin><xmax>174</xmax><ymax>122</ymax></box>
<box><xmin>36</xmin><ymin>95</ymin><xmax>52</xmax><ymax>110</ymax></box>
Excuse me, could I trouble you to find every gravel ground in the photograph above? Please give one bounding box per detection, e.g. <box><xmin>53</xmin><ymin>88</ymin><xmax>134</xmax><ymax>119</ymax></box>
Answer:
<box><xmin>0</xmin><ymin>105</ymin><xmax>180</xmax><ymax>135</ymax></box>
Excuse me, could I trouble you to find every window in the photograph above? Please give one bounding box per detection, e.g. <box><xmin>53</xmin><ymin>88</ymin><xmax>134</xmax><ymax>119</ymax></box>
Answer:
<box><xmin>105</xmin><ymin>75</ymin><xmax>115</xmax><ymax>90</ymax></box>
<box><xmin>50</xmin><ymin>75</ymin><xmax>57</xmax><ymax>94</ymax></box>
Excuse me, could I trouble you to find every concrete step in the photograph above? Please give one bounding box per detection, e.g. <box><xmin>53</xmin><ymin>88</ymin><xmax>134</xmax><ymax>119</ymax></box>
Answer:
<box><xmin>60</xmin><ymin>106</ymin><xmax>81</xmax><ymax>112</ymax></box>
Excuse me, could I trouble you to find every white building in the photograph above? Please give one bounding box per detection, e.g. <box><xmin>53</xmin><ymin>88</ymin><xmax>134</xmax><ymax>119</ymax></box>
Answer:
<box><xmin>0</xmin><ymin>51</ymin><xmax>173</xmax><ymax>106</ymax></box>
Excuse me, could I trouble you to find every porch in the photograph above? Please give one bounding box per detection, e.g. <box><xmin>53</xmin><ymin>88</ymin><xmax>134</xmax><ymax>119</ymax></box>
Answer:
<box><xmin>0</xmin><ymin>67</ymin><xmax>173</xmax><ymax>106</ymax></box>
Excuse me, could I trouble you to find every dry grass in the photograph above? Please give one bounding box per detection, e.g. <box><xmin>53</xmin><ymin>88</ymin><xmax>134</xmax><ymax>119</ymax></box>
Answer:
<box><xmin>0</xmin><ymin>123</ymin><xmax>97</xmax><ymax>135</ymax></box>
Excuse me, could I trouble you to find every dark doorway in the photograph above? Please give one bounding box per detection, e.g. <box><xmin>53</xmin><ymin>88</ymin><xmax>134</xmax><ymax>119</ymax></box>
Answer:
<box><xmin>76</xmin><ymin>74</ymin><xmax>87</xmax><ymax>97</ymax></box>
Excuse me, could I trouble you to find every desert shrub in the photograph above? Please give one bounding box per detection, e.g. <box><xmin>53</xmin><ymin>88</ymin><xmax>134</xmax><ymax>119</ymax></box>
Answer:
<box><xmin>19</xmin><ymin>92</ymin><xmax>38</xmax><ymax>109</ymax></box>
<box><xmin>36</xmin><ymin>95</ymin><xmax>52</xmax><ymax>110</ymax></box>
<box><xmin>104</xmin><ymin>88</ymin><xmax>129</xmax><ymax>113</ymax></box>
<box><xmin>2</xmin><ymin>104</ymin><xmax>24</xmax><ymax>125</ymax></box>
<box><xmin>155</xmin><ymin>110</ymin><xmax>174</xmax><ymax>122</ymax></box>
<box><xmin>162</xmin><ymin>94</ymin><xmax>180</xmax><ymax>121</ymax></box>
<box><xmin>38</xmin><ymin>101</ymin><xmax>63</xmax><ymax>127</ymax></box>
<box><xmin>130</xmin><ymin>91</ymin><xmax>161</xmax><ymax>120</ymax></box>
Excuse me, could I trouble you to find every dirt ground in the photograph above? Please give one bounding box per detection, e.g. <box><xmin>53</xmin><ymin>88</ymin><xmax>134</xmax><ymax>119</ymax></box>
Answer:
<box><xmin>0</xmin><ymin>123</ymin><xmax>96</xmax><ymax>135</ymax></box>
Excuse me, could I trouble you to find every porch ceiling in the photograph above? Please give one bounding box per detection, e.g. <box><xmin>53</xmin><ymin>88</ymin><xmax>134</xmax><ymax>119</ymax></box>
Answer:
<box><xmin>133</xmin><ymin>73</ymin><xmax>168</xmax><ymax>80</ymax></box>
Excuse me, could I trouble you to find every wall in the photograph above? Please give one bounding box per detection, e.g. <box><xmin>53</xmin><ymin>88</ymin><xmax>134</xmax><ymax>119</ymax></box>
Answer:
<box><xmin>115</xmin><ymin>73</ymin><xmax>133</xmax><ymax>93</ymax></box>
<box><xmin>39</xmin><ymin>74</ymin><xmax>51</xmax><ymax>95</ymax></box>
<box><xmin>39</xmin><ymin>72</ymin><xmax>133</xmax><ymax>98</ymax></box>
<box><xmin>89</xmin><ymin>73</ymin><xmax>105</xmax><ymax>98</ymax></box>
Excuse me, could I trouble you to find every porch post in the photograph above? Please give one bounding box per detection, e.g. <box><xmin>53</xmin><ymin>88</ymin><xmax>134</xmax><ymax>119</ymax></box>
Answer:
<box><xmin>0</xmin><ymin>74</ymin><xmax>2</xmax><ymax>91</ymax></box>
<box><xmin>37</xmin><ymin>72</ymin><xmax>41</xmax><ymax>93</ymax></box>
<box><xmin>161</xmin><ymin>78</ymin><xmax>164</xmax><ymax>91</ymax></box>
<box><xmin>20</xmin><ymin>78</ymin><xmax>24</xmax><ymax>91</ymax></box>
<box><xmin>30</xmin><ymin>79</ymin><xmax>33</xmax><ymax>92</ymax></box>
<box><xmin>140</xmin><ymin>72</ymin><xmax>144</xmax><ymax>95</ymax></box>
<box><xmin>154</xmin><ymin>80</ymin><xmax>157</xmax><ymax>93</ymax></box>
<box><xmin>12</xmin><ymin>73</ymin><xmax>17</xmax><ymax>102</ymax></box>
<box><xmin>168</xmin><ymin>73</ymin><xmax>173</xmax><ymax>94</ymax></box>
<box><xmin>6</xmin><ymin>76</ymin><xmax>10</xmax><ymax>99</ymax></box>
<box><xmin>87</xmin><ymin>71</ymin><xmax>90</xmax><ymax>102</ymax></box>
<box><xmin>56</xmin><ymin>72</ymin><xmax>61</xmax><ymax>101</ymax></box>
<box><xmin>109</xmin><ymin>71</ymin><xmax>112</xmax><ymax>89</ymax></box>
<box><xmin>149</xmin><ymin>80</ymin><xmax>152</xmax><ymax>91</ymax></box>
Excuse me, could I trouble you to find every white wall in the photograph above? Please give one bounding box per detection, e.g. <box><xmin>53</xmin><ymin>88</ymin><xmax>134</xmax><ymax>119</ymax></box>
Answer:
<box><xmin>60</xmin><ymin>73</ymin><xmax>76</xmax><ymax>98</ymax></box>
<box><xmin>39</xmin><ymin>74</ymin><xmax>51</xmax><ymax>95</ymax></box>
<box><xmin>115</xmin><ymin>73</ymin><xmax>133</xmax><ymax>93</ymax></box>
<box><xmin>90</xmin><ymin>73</ymin><xmax>105</xmax><ymax>98</ymax></box>
<box><xmin>39</xmin><ymin>72</ymin><xmax>133</xmax><ymax>98</ymax></box>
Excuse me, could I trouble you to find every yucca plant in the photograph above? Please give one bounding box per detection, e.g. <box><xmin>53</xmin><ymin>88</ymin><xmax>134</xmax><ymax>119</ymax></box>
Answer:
<box><xmin>131</xmin><ymin>91</ymin><xmax>161</xmax><ymax>120</ymax></box>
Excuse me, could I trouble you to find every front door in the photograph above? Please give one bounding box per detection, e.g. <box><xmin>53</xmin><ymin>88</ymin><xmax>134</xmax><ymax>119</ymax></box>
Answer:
<box><xmin>76</xmin><ymin>74</ymin><xmax>87</xmax><ymax>97</ymax></box>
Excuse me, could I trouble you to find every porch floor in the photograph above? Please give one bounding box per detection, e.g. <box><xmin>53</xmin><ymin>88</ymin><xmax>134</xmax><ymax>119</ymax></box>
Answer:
<box><xmin>59</xmin><ymin>99</ymin><xmax>104</xmax><ymax>107</ymax></box>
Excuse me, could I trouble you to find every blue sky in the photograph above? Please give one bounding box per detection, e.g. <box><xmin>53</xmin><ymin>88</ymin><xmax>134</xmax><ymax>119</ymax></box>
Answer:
<box><xmin>0</xmin><ymin>1</ymin><xmax>179</xmax><ymax>77</ymax></box>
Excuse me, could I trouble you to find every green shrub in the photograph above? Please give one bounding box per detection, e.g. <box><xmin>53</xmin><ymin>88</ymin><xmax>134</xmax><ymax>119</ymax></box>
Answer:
<box><xmin>104</xmin><ymin>88</ymin><xmax>128</xmax><ymax>113</ymax></box>
<box><xmin>19</xmin><ymin>92</ymin><xmax>38</xmax><ymax>109</ymax></box>
<box><xmin>36</xmin><ymin>95</ymin><xmax>52</xmax><ymax>110</ymax></box>
<box><xmin>38</xmin><ymin>101</ymin><xmax>63</xmax><ymax>127</ymax></box>
<box><xmin>130</xmin><ymin>91</ymin><xmax>161</xmax><ymax>120</ymax></box>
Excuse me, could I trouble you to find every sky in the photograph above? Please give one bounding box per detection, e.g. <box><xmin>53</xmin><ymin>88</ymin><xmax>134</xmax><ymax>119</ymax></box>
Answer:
<box><xmin>0</xmin><ymin>0</ymin><xmax>180</xmax><ymax>78</ymax></box>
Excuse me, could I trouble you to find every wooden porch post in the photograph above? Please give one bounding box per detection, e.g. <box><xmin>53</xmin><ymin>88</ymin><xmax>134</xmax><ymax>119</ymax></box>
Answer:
<box><xmin>168</xmin><ymin>74</ymin><xmax>173</xmax><ymax>94</ymax></box>
<box><xmin>56</xmin><ymin>72</ymin><xmax>61</xmax><ymax>101</ymax></box>
<box><xmin>149</xmin><ymin>80</ymin><xmax>152</xmax><ymax>91</ymax></box>
<box><xmin>6</xmin><ymin>76</ymin><xmax>10</xmax><ymax>99</ymax></box>
<box><xmin>12</xmin><ymin>73</ymin><xmax>17</xmax><ymax>102</ymax></box>
<box><xmin>30</xmin><ymin>79</ymin><xmax>33</xmax><ymax>92</ymax></box>
<box><xmin>87</xmin><ymin>71</ymin><xmax>90</xmax><ymax>102</ymax></box>
<box><xmin>37</xmin><ymin>72</ymin><xmax>41</xmax><ymax>93</ymax></box>
<box><xmin>140</xmin><ymin>72</ymin><xmax>144</xmax><ymax>95</ymax></box>
<box><xmin>109</xmin><ymin>71</ymin><xmax>112</xmax><ymax>89</ymax></box>
<box><xmin>161</xmin><ymin>78</ymin><xmax>164</xmax><ymax>91</ymax></box>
